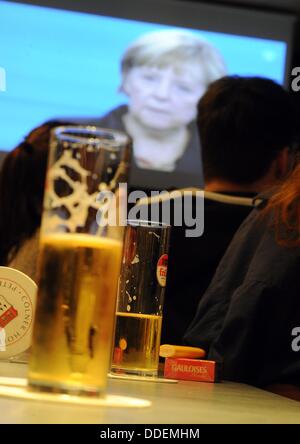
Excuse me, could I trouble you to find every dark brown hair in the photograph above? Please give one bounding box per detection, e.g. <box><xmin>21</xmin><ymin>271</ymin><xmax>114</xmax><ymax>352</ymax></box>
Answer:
<box><xmin>0</xmin><ymin>120</ymin><xmax>69</xmax><ymax>264</ymax></box>
<box><xmin>198</xmin><ymin>76</ymin><xmax>300</xmax><ymax>184</ymax></box>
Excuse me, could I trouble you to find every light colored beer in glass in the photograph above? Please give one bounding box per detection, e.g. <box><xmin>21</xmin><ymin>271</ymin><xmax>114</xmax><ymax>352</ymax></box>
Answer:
<box><xmin>111</xmin><ymin>220</ymin><xmax>170</xmax><ymax>377</ymax></box>
<box><xmin>28</xmin><ymin>126</ymin><xmax>131</xmax><ymax>396</ymax></box>
<box><xmin>113</xmin><ymin>312</ymin><xmax>162</xmax><ymax>374</ymax></box>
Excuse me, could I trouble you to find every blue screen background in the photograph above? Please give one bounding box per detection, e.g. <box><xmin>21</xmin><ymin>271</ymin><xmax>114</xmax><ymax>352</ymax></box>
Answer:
<box><xmin>0</xmin><ymin>1</ymin><xmax>287</xmax><ymax>150</ymax></box>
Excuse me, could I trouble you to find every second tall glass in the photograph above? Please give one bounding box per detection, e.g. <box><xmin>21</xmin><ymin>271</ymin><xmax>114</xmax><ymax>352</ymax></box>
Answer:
<box><xmin>111</xmin><ymin>220</ymin><xmax>170</xmax><ymax>377</ymax></box>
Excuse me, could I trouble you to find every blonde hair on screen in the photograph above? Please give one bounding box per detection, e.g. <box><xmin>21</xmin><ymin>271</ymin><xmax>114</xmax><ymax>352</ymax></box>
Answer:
<box><xmin>120</xmin><ymin>29</ymin><xmax>227</xmax><ymax>87</ymax></box>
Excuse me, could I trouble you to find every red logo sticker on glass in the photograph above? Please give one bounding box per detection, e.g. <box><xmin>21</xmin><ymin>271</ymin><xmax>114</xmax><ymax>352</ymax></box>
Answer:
<box><xmin>156</xmin><ymin>254</ymin><xmax>168</xmax><ymax>287</ymax></box>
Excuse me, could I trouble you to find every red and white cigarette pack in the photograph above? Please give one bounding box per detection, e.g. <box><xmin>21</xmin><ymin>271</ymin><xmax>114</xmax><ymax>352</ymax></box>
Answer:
<box><xmin>164</xmin><ymin>357</ymin><xmax>221</xmax><ymax>382</ymax></box>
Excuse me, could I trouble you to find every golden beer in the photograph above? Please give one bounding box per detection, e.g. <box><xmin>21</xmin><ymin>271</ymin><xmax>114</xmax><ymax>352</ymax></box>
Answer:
<box><xmin>111</xmin><ymin>312</ymin><xmax>162</xmax><ymax>376</ymax></box>
<box><xmin>28</xmin><ymin>233</ymin><xmax>123</xmax><ymax>395</ymax></box>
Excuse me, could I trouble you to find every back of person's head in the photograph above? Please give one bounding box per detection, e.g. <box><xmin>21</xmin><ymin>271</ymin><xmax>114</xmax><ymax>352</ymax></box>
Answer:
<box><xmin>121</xmin><ymin>29</ymin><xmax>226</xmax><ymax>87</ymax></box>
<box><xmin>198</xmin><ymin>75</ymin><xmax>300</xmax><ymax>184</ymax></box>
<box><xmin>0</xmin><ymin>120</ymin><xmax>70</xmax><ymax>265</ymax></box>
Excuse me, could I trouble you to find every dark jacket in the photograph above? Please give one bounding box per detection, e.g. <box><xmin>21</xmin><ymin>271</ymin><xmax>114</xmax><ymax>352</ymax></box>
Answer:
<box><xmin>70</xmin><ymin>105</ymin><xmax>204</xmax><ymax>190</ymax></box>
<box><xmin>162</xmin><ymin>191</ymin><xmax>255</xmax><ymax>345</ymax></box>
<box><xmin>184</xmin><ymin>205</ymin><xmax>300</xmax><ymax>387</ymax></box>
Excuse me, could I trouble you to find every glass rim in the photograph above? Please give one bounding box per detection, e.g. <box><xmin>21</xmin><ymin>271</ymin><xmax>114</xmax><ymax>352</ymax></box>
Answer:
<box><xmin>126</xmin><ymin>219</ymin><xmax>170</xmax><ymax>229</ymax></box>
<box><xmin>52</xmin><ymin>125</ymin><xmax>130</xmax><ymax>146</ymax></box>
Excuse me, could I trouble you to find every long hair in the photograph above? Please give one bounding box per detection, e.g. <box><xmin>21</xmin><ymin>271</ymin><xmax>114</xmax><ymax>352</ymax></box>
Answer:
<box><xmin>265</xmin><ymin>162</ymin><xmax>300</xmax><ymax>247</ymax></box>
<box><xmin>0</xmin><ymin>120</ymin><xmax>69</xmax><ymax>265</ymax></box>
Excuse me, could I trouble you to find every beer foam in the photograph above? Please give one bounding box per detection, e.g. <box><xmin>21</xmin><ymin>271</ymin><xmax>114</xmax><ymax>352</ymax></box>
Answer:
<box><xmin>45</xmin><ymin>151</ymin><xmax>101</xmax><ymax>232</ymax></box>
<box><xmin>41</xmin><ymin>232</ymin><xmax>122</xmax><ymax>249</ymax></box>
<box><xmin>44</xmin><ymin>149</ymin><xmax>126</xmax><ymax>233</ymax></box>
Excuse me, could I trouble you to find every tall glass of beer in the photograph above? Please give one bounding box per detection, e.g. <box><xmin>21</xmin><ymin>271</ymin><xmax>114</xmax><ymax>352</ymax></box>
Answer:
<box><xmin>28</xmin><ymin>126</ymin><xmax>131</xmax><ymax>396</ymax></box>
<box><xmin>111</xmin><ymin>220</ymin><xmax>170</xmax><ymax>377</ymax></box>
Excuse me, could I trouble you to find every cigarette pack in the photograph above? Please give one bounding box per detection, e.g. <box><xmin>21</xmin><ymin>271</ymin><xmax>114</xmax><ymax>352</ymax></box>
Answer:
<box><xmin>164</xmin><ymin>357</ymin><xmax>221</xmax><ymax>382</ymax></box>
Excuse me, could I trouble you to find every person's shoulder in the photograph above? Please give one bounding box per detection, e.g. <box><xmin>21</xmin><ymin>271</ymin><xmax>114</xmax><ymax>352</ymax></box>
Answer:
<box><xmin>101</xmin><ymin>104</ymin><xmax>127</xmax><ymax>119</ymax></box>
<box><xmin>97</xmin><ymin>104</ymin><xmax>128</xmax><ymax>129</ymax></box>
<box><xmin>227</xmin><ymin>201</ymin><xmax>300</xmax><ymax>292</ymax></box>
<box><xmin>53</xmin><ymin>104</ymin><xmax>128</xmax><ymax>129</ymax></box>
<box><xmin>204</xmin><ymin>190</ymin><xmax>256</xmax><ymax>228</ymax></box>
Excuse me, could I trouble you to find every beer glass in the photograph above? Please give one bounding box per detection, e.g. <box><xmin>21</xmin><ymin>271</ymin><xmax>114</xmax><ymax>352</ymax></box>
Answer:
<box><xmin>28</xmin><ymin>126</ymin><xmax>131</xmax><ymax>396</ymax></box>
<box><xmin>111</xmin><ymin>220</ymin><xmax>170</xmax><ymax>377</ymax></box>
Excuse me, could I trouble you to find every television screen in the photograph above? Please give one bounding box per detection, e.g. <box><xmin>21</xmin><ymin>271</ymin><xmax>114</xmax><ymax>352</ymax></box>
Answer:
<box><xmin>0</xmin><ymin>0</ymin><xmax>295</xmax><ymax>189</ymax></box>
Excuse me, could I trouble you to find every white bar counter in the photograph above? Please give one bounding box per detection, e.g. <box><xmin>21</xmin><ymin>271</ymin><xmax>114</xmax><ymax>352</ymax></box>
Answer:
<box><xmin>0</xmin><ymin>362</ymin><xmax>299</xmax><ymax>424</ymax></box>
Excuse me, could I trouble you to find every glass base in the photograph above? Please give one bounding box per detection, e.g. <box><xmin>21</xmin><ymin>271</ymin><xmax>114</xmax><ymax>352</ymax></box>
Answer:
<box><xmin>110</xmin><ymin>366</ymin><xmax>158</xmax><ymax>378</ymax></box>
<box><xmin>9</xmin><ymin>350</ymin><xmax>31</xmax><ymax>364</ymax></box>
<box><xmin>0</xmin><ymin>380</ymin><xmax>151</xmax><ymax>407</ymax></box>
<box><xmin>28</xmin><ymin>379</ymin><xmax>104</xmax><ymax>397</ymax></box>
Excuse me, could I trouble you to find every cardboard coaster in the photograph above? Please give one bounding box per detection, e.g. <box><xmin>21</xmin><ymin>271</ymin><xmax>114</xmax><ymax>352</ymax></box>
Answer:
<box><xmin>0</xmin><ymin>267</ymin><xmax>37</xmax><ymax>359</ymax></box>
<box><xmin>108</xmin><ymin>372</ymin><xmax>177</xmax><ymax>383</ymax></box>
<box><xmin>0</xmin><ymin>377</ymin><xmax>151</xmax><ymax>408</ymax></box>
